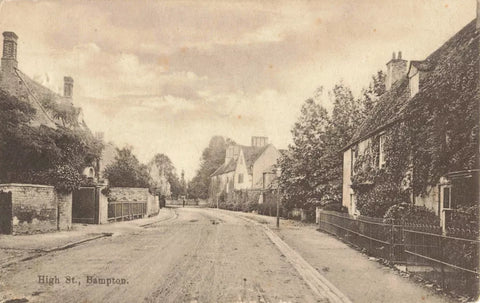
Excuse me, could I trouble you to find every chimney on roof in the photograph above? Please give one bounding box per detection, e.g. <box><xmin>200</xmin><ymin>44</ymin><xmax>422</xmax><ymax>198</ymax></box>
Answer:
<box><xmin>251</xmin><ymin>136</ymin><xmax>268</xmax><ymax>147</ymax></box>
<box><xmin>1</xmin><ymin>31</ymin><xmax>18</xmax><ymax>73</ymax></box>
<box><xmin>64</xmin><ymin>76</ymin><xmax>74</xmax><ymax>98</ymax></box>
<box><xmin>386</xmin><ymin>51</ymin><xmax>407</xmax><ymax>90</ymax></box>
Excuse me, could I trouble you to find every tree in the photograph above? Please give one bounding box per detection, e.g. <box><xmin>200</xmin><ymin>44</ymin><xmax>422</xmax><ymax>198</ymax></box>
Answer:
<box><xmin>187</xmin><ymin>136</ymin><xmax>235</xmax><ymax>199</ymax></box>
<box><xmin>149</xmin><ymin>153</ymin><xmax>182</xmax><ymax>198</ymax></box>
<box><xmin>358</xmin><ymin>70</ymin><xmax>386</xmax><ymax>118</ymax></box>
<box><xmin>278</xmin><ymin>97</ymin><xmax>330</xmax><ymax>216</ymax></box>
<box><xmin>320</xmin><ymin>82</ymin><xmax>365</xmax><ymax>205</ymax></box>
<box><xmin>103</xmin><ymin>147</ymin><xmax>151</xmax><ymax>188</ymax></box>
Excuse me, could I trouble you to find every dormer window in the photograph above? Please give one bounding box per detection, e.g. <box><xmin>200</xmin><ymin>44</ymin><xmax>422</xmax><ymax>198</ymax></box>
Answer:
<box><xmin>409</xmin><ymin>68</ymin><xmax>419</xmax><ymax>97</ymax></box>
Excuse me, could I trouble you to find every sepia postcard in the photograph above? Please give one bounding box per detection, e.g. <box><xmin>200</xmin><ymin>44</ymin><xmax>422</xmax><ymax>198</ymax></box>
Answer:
<box><xmin>0</xmin><ymin>0</ymin><xmax>479</xmax><ymax>302</ymax></box>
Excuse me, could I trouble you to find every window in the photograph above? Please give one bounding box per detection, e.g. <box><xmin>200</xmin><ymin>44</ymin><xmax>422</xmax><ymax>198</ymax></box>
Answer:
<box><xmin>379</xmin><ymin>134</ymin><xmax>386</xmax><ymax>168</ymax></box>
<box><xmin>442</xmin><ymin>187</ymin><xmax>451</xmax><ymax>209</ymax></box>
<box><xmin>238</xmin><ymin>173</ymin><xmax>244</xmax><ymax>184</ymax></box>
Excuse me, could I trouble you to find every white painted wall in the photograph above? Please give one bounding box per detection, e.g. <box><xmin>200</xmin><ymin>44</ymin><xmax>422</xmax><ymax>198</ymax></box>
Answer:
<box><xmin>234</xmin><ymin>151</ymin><xmax>250</xmax><ymax>190</ymax></box>
<box><xmin>252</xmin><ymin>145</ymin><xmax>281</xmax><ymax>189</ymax></box>
<box><xmin>342</xmin><ymin>149</ymin><xmax>352</xmax><ymax>210</ymax></box>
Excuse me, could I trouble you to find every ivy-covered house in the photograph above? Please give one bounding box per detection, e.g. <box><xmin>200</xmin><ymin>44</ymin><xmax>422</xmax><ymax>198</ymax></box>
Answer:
<box><xmin>0</xmin><ymin>31</ymin><xmax>103</xmax><ymax>186</ymax></box>
<box><xmin>0</xmin><ymin>32</ymin><xmax>87</xmax><ymax>130</ymax></box>
<box><xmin>341</xmin><ymin>19</ymin><xmax>479</xmax><ymax>225</ymax></box>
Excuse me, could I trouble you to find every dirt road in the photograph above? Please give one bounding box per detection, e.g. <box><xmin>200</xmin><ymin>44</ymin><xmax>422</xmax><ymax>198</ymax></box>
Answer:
<box><xmin>0</xmin><ymin>208</ymin><xmax>323</xmax><ymax>303</ymax></box>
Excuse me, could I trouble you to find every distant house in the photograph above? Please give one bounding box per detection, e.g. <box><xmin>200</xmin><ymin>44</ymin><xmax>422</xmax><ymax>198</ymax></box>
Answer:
<box><xmin>0</xmin><ymin>31</ymin><xmax>86</xmax><ymax>129</ymax></box>
<box><xmin>210</xmin><ymin>136</ymin><xmax>282</xmax><ymax>201</ymax></box>
<box><xmin>341</xmin><ymin>19</ymin><xmax>479</xmax><ymax>222</ymax></box>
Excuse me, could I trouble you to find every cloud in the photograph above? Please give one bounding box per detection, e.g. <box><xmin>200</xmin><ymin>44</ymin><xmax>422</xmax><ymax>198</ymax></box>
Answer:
<box><xmin>0</xmin><ymin>0</ymin><xmax>475</xmax><ymax>178</ymax></box>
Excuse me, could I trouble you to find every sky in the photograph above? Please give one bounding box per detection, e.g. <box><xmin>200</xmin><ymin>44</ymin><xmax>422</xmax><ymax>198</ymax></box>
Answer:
<box><xmin>0</xmin><ymin>0</ymin><xmax>476</xmax><ymax>179</ymax></box>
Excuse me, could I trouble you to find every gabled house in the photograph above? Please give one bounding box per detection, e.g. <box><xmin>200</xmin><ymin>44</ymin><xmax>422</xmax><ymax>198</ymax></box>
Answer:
<box><xmin>210</xmin><ymin>136</ymin><xmax>282</xmax><ymax>201</ymax></box>
<box><xmin>0</xmin><ymin>31</ymin><xmax>85</xmax><ymax>129</ymax></box>
<box><xmin>342</xmin><ymin>18</ymin><xmax>479</xmax><ymax>221</ymax></box>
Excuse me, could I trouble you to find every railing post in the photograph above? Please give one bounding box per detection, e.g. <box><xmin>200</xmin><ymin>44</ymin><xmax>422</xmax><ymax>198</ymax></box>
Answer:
<box><xmin>439</xmin><ymin>235</ymin><xmax>445</xmax><ymax>289</ymax></box>
<box><xmin>390</xmin><ymin>221</ymin><xmax>394</xmax><ymax>263</ymax></box>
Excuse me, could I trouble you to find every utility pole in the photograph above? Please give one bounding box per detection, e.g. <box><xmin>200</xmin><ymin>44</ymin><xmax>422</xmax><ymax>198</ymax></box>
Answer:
<box><xmin>264</xmin><ymin>168</ymin><xmax>282</xmax><ymax>229</ymax></box>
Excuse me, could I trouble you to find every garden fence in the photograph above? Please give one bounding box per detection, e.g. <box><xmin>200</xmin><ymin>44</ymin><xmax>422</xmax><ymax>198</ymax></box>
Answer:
<box><xmin>108</xmin><ymin>201</ymin><xmax>147</xmax><ymax>222</ymax></box>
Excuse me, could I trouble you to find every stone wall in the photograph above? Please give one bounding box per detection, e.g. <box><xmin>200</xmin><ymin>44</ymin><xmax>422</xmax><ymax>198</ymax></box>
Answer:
<box><xmin>109</xmin><ymin>187</ymin><xmax>150</xmax><ymax>202</ymax></box>
<box><xmin>56</xmin><ymin>191</ymin><xmax>72</xmax><ymax>230</ymax></box>
<box><xmin>0</xmin><ymin>184</ymin><xmax>57</xmax><ymax>234</ymax></box>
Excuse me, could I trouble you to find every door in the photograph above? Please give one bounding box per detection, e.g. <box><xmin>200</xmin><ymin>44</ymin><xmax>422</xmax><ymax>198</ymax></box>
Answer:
<box><xmin>0</xmin><ymin>191</ymin><xmax>12</xmax><ymax>234</ymax></box>
<box><xmin>72</xmin><ymin>187</ymin><xmax>99</xmax><ymax>224</ymax></box>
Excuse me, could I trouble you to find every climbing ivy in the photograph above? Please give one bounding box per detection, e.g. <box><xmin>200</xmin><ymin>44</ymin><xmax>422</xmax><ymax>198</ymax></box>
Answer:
<box><xmin>350</xmin><ymin>23</ymin><xmax>478</xmax><ymax>218</ymax></box>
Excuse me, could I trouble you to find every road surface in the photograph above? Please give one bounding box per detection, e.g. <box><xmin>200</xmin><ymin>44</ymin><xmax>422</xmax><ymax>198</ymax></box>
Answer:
<box><xmin>0</xmin><ymin>207</ymin><xmax>457</xmax><ymax>303</ymax></box>
<box><xmin>0</xmin><ymin>207</ymin><xmax>326</xmax><ymax>303</ymax></box>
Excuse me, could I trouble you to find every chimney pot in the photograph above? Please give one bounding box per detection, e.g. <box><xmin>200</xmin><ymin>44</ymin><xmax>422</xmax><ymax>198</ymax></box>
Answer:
<box><xmin>64</xmin><ymin>76</ymin><xmax>74</xmax><ymax>98</ymax></box>
<box><xmin>392</xmin><ymin>52</ymin><xmax>396</xmax><ymax>60</ymax></box>
<box><xmin>386</xmin><ymin>51</ymin><xmax>407</xmax><ymax>90</ymax></box>
<box><xmin>1</xmin><ymin>31</ymin><xmax>19</xmax><ymax>73</ymax></box>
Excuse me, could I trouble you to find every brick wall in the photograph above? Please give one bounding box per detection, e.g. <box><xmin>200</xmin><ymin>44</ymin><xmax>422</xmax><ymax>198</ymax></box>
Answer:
<box><xmin>0</xmin><ymin>184</ymin><xmax>57</xmax><ymax>234</ymax></box>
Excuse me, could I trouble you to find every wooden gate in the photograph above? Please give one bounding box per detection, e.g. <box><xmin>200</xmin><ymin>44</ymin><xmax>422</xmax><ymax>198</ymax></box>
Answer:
<box><xmin>72</xmin><ymin>187</ymin><xmax>99</xmax><ymax>224</ymax></box>
<box><xmin>0</xmin><ymin>191</ymin><xmax>12</xmax><ymax>234</ymax></box>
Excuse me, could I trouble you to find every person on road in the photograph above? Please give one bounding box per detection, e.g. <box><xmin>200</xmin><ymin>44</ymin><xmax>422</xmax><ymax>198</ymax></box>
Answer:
<box><xmin>182</xmin><ymin>197</ymin><xmax>185</xmax><ymax>207</ymax></box>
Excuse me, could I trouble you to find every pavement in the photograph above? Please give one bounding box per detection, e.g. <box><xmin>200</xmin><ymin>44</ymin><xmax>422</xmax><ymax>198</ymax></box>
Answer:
<box><xmin>225</xmin><ymin>210</ymin><xmax>459</xmax><ymax>303</ymax></box>
<box><xmin>0</xmin><ymin>207</ymin><xmax>459</xmax><ymax>303</ymax></box>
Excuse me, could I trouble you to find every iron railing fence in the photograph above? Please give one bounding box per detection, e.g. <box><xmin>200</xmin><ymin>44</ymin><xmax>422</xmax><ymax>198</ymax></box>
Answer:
<box><xmin>108</xmin><ymin>201</ymin><xmax>147</xmax><ymax>222</ymax></box>
<box><xmin>318</xmin><ymin>210</ymin><xmax>479</xmax><ymax>298</ymax></box>
<box><xmin>318</xmin><ymin>210</ymin><xmax>404</xmax><ymax>263</ymax></box>
<box><xmin>404</xmin><ymin>227</ymin><xmax>479</xmax><ymax>297</ymax></box>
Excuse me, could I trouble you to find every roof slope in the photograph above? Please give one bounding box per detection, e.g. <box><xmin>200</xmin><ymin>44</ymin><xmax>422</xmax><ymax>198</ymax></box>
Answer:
<box><xmin>210</xmin><ymin>158</ymin><xmax>237</xmax><ymax>176</ymax></box>
<box><xmin>0</xmin><ymin>69</ymin><xmax>57</xmax><ymax>127</ymax></box>
<box><xmin>345</xmin><ymin>19</ymin><xmax>479</xmax><ymax>150</ymax></box>
<box><xmin>210</xmin><ymin>144</ymin><xmax>270</xmax><ymax>177</ymax></box>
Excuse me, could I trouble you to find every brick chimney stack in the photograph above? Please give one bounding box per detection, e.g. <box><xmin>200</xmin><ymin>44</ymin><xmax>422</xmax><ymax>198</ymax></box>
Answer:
<box><xmin>386</xmin><ymin>51</ymin><xmax>407</xmax><ymax>90</ymax></box>
<box><xmin>251</xmin><ymin>136</ymin><xmax>268</xmax><ymax>147</ymax></box>
<box><xmin>1</xmin><ymin>32</ymin><xmax>18</xmax><ymax>73</ymax></box>
<box><xmin>64</xmin><ymin>76</ymin><xmax>74</xmax><ymax>98</ymax></box>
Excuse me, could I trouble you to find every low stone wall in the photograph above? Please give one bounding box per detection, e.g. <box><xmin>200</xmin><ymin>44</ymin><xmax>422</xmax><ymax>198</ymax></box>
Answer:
<box><xmin>109</xmin><ymin>187</ymin><xmax>149</xmax><ymax>202</ymax></box>
<box><xmin>109</xmin><ymin>187</ymin><xmax>158</xmax><ymax>218</ymax></box>
<box><xmin>0</xmin><ymin>184</ymin><xmax>74</xmax><ymax>234</ymax></box>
